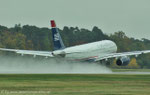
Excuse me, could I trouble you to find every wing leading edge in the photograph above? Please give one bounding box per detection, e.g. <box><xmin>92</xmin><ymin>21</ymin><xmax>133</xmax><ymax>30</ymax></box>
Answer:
<box><xmin>0</xmin><ymin>48</ymin><xmax>53</xmax><ymax>57</ymax></box>
<box><xmin>94</xmin><ymin>50</ymin><xmax>150</xmax><ymax>62</ymax></box>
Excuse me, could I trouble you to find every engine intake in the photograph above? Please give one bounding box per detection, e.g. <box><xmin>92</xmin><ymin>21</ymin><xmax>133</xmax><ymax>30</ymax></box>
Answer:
<box><xmin>116</xmin><ymin>56</ymin><xmax>130</xmax><ymax>66</ymax></box>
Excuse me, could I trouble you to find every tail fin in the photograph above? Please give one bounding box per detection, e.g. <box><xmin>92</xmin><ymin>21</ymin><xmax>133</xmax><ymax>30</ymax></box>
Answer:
<box><xmin>51</xmin><ymin>20</ymin><xmax>65</xmax><ymax>50</ymax></box>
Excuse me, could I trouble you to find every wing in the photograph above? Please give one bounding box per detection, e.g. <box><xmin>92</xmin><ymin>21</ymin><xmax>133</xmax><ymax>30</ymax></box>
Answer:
<box><xmin>94</xmin><ymin>50</ymin><xmax>150</xmax><ymax>61</ymax></box>
<box><xmin>0</xmin><ymin>48</ymin><xmax>54</xmax><ymax>57</ymax></box>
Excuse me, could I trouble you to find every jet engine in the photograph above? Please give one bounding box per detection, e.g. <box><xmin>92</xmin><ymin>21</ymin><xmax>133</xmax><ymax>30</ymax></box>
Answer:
<box><xmin>116</xmin><ymin>56</ymin><xmax>130</xmax><ymax>66</ymax></box>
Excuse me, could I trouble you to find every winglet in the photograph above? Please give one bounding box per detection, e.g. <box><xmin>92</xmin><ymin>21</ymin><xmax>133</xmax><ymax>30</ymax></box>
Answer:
<box><xmin>51</xmin><ymin>20</ymin><xmax>56</xmax><ymax>28</ymax></box>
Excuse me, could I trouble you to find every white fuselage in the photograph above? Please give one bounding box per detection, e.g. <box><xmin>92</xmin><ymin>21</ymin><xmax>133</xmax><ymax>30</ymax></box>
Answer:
<box><xmin>53</xmin><ymin>40</ymin><xmax>117</xmax><ymax>59</ymax></box>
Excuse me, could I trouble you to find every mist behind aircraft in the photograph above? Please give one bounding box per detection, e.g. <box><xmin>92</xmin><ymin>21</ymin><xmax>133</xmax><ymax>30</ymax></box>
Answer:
<box><xmin>0</xmin><ymin>56</ymin><xmax>112</xmax><ymax>74</ymax></box>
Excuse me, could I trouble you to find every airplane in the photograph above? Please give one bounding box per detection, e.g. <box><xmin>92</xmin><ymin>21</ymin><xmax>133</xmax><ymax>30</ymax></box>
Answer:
<box><xmin>0</xmin><ymin>20</ymin><xmax>150</xmax><ymax>66</ymax></box>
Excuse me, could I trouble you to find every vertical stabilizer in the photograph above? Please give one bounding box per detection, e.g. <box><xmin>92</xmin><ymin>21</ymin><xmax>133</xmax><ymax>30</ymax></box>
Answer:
<box><xmin>51</xmin><ymin>20</ymin><xmax>65</xmax><ymax>50</ymax></box>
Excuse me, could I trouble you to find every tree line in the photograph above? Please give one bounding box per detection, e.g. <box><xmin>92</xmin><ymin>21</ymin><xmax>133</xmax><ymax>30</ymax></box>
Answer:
<box><xmin>0</xmin><ymin>24</ymin><xmax>150</xmax><ymax>68</ymax></box>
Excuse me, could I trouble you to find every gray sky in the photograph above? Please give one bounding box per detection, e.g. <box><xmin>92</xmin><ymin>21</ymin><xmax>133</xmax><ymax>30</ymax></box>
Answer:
<box><xmin>0</xmin><ymin>0</ymin><xmax>150</xmax><ymax>39</ymax></box>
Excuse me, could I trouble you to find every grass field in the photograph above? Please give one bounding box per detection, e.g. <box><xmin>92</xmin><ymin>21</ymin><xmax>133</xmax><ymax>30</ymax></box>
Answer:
<box><xmin>0</xmin><ymin>74</ymin><xmax>150</xmax><ymax>95</ymax></box>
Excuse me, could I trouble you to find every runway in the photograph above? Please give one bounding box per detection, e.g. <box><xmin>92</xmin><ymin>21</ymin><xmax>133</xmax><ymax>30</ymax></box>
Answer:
<box><xmin>0</xmin><ymin>70</ymin><xmax>150</xmax><ymax>74</ymax></box>
<box><xmin>112</xmin><ymin>71</ymin><xmax>150</xmax><ymax>75</ymax></box>
<box><xmin>0</xmin><ymin>56</ymin><xmax>150</xmax><ymax>74</ymax></box>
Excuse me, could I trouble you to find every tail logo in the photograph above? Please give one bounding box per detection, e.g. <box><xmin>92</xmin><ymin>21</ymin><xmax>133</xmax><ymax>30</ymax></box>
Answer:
<box><xmin>54</xmin><ymin>33</ymin><xmax>59</xmax><ymax>41</ymax></box>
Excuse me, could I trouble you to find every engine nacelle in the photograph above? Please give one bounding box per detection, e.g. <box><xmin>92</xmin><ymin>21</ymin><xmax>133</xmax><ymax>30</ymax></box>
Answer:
<box><xmin>116</xmin><ymin>56</ymin><xmax>130</xmax><ymax>66</ymax></box>
<box><xmin>52</xmin><ymin>50</ymin><xmax>66</xmax><ymax>57</ymax></box>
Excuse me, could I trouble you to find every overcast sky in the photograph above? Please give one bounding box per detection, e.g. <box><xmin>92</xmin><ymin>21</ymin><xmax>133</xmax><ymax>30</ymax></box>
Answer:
<box><xmin>0</xmin><ymin>0</ymin><xmax>150</xmax><ymax>39</ymax></box>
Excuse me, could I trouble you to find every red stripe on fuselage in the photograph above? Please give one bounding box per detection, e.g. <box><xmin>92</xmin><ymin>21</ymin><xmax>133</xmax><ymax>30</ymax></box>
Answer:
<box><xmin>75</xmin><ymin>56</ymin><xmax>98</xmax><ymax>61</ymax></box>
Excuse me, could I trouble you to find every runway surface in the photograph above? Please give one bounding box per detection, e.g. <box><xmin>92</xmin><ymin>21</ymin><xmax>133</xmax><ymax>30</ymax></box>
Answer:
<box><xmin>112</xmin><ymin>71</ymin><xmax>150</xmax><ymax>74</ymax></box>
<box><xmin>0</xmin><ymin>70</ymin><xmax>150</xmax><ymax>74</ymax></box>
<box><xmin>0</xmin><ymin>56</ymin><xmax>150</xmax><ymax>74</ymax></box>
